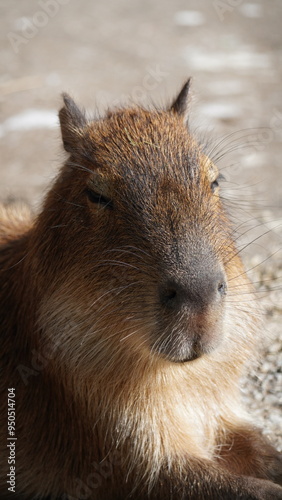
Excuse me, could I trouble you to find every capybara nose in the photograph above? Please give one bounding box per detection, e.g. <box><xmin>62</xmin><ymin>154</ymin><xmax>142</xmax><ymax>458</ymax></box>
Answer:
<box><xmin>159</xmin><ymin>267</ymin><xmax>227</xmax><ymax>311</ymax></box>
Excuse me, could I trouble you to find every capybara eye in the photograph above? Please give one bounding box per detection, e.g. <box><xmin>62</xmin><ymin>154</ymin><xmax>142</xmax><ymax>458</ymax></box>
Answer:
<box><xmin>85</xmin><ymin>188</ymin><xmax>113</xmax><ymax>209</ymax></box>
<box><xmin>211</xmin><ymin>179</ymin><xmax>219</xmax><ymax>192</ymax></box>
<box><xmin>211</xmin><ymin>174</ymin><xmax>225</xmax><ymax>193</ymax></box>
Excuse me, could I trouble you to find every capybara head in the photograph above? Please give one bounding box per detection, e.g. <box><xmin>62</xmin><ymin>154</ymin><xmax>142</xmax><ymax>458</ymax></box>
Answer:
<box><xmin>34</xmin><ymin>81</ymin><xmax>245</xmax><ymax>372</ymax></box>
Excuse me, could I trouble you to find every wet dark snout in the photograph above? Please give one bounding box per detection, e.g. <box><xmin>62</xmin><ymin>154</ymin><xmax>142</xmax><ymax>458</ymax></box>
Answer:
<box><xmin>159</xmin><ymin>265</ymin><xmax>227</xmax><ymax>311</ymax></box>
<box><xmin>154</xmin><ymin>252</ymin><xmax>227</xmax><ymax>363</ymax></box>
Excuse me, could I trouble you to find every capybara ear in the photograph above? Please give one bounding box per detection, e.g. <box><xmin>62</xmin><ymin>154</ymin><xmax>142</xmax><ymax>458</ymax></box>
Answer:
<box><xmin>59</xmin><ymin>93</ymin><xmax>87</xmax><ymax>153</ymax></box>
<box><xmin>170</xmin><ymin>78</ymin><xmax>191</xmax><ymax>122</ymax></box>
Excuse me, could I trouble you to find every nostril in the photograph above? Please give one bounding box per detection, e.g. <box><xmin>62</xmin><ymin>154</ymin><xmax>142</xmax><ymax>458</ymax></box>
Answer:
<box><xmin>218</xmin><ymin>281</ymin><xmax>227</xmax><ymax>296</ymax></box>
<box><xmin>160</xmin><ymin>287</ymin><xmax>178</xmax><ymax>306</ymax></box>
<box><xmin>166</xmin><ymin>289</ymin><xmax>177</xmax><ymax>301</ymax></box>
<box><xmin>159</xmin><ymin>278</ymin><xmax>184</xmax><ymax>308</ymax></box>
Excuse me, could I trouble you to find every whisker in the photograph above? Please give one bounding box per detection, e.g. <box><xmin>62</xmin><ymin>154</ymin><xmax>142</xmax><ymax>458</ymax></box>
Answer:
<box><xmin>202</xmin><ymin>128</ymin><xmax>268</xmax><ymax>164</ymax></box>
<box><xmin>224</xmin><ymin>224</ymin><xmax>282</xmax><ymax>268</ymax></box>
<box><xmin>228</xmin><ymin>249</ymin><xmax>282</xmax><ymax>284</ymax></box>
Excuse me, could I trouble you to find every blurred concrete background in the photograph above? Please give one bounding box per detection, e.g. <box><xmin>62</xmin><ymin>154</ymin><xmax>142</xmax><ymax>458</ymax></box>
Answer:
<box><xmin>0</xmin><ymin>0</ymin><xmax>282</xmax><ymax>446</ymax></box>
<box><xmin>0</xmin><ymin>0</ymin><xmax>281</xmax><ymax>214</ymax></box>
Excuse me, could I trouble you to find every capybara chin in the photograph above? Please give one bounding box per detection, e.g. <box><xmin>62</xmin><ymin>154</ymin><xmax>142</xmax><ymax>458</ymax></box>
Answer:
<box><xmin>0</xmin><ymin>80</ymin><xmax>281</xmax><ymax>500</ymax></box>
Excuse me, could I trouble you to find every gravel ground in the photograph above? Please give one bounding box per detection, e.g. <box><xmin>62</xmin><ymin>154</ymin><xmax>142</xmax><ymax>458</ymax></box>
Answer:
<box><xmin>0</xmin><ymin>0</ymin><xmax>281</xmax><ymax>451</ymax></box>
<box><xmin>241</xmin><ymin>258</ymin><xmax>282</xmax><ymax>451</ymax></box>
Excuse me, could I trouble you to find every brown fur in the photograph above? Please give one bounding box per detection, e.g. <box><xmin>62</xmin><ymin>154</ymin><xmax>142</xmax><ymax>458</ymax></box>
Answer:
<box><xmin>0</xmin><ymin>82</ymin><xmax>281</xmax><ymax>499</ymax></box>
